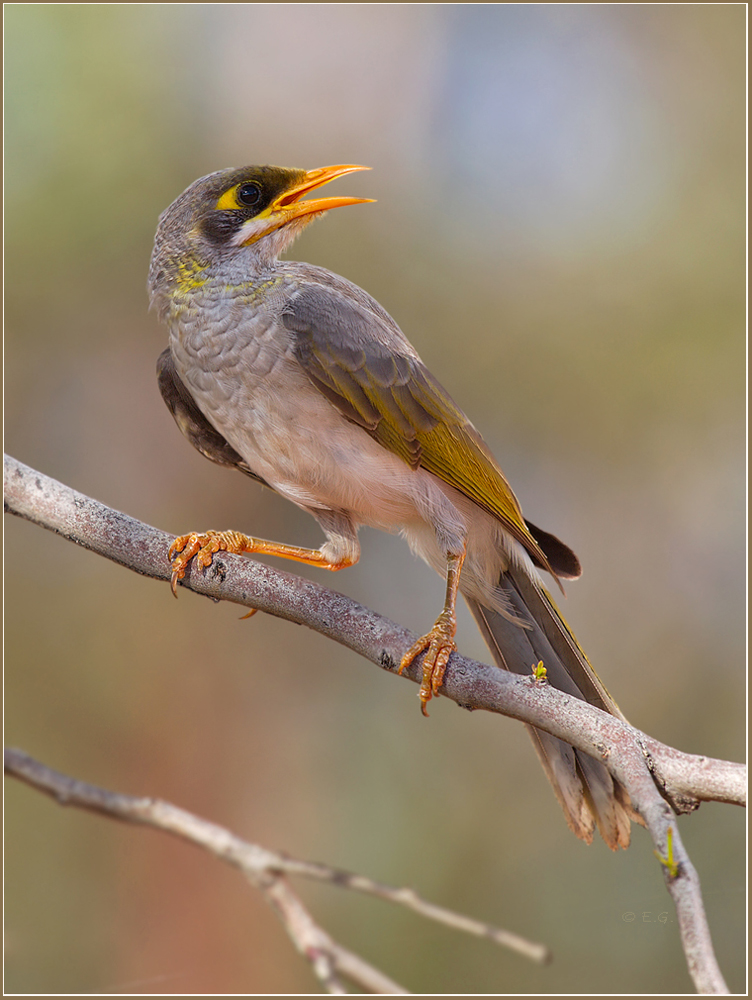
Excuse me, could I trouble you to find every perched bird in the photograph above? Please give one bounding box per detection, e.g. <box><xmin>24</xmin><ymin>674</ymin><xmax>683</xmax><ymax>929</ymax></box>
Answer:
<box><xmin>149</xmin><ymin>163</ymin><xmax>637</xmax><ymax>849</ymax></box>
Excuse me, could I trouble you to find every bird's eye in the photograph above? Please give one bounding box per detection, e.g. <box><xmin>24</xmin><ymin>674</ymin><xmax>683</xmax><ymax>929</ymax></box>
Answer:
<box><xmin>236</xmin><ymin>182</ymin><xmax>262</xmax><ymax>207</ymax></box>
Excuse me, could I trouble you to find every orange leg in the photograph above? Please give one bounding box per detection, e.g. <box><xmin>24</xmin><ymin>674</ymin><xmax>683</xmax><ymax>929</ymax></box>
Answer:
<box><xmin>169</xmin><ymin>529</ymin><xmax>355</xmax><ymax>597</ymax></box>
<box><xmin>398</xmin><ymin>547</ymin><xmax>466</xmax><ymax>716</ymax></box>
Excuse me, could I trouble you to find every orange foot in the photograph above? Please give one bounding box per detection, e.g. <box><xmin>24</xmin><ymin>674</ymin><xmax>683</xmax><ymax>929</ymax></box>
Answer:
<box><xmin>169</xmin><ymin>530</ymin><xmax>250</xmax><ymax>597</ymax></box>
<box><xmin>398</xmin><ymin>610</ymin><xmax>457</xmax><ymax>716</ymax></box>
<box><xmin>168</xmin><ymin>528</ymin><xmax>353</xmax><ymax>598</ymax></box>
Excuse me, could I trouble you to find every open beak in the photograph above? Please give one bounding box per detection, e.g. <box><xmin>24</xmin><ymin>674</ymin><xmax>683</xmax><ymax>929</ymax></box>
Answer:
<box><xmin>273</xmin><ymin>164</ymin><xmax>374</xmax><ymax>219</ymax></box>
<box><xmin>237</xmin><ymin>164</ymin><xmax>373</xmax><ymax>246</ymax></box>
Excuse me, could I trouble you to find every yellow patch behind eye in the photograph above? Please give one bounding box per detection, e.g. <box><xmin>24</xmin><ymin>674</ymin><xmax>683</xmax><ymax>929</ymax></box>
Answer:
<box><xmin>216</xmin><ymin>185</ymin><xmax>241</xmax><ymax>211</ymax></box>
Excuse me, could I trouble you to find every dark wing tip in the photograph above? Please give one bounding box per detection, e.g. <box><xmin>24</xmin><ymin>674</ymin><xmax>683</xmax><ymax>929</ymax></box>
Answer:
<box><xmin>525</xmin><ymin>519</ymin><xmax>582</xmax><ymax>580</ymax></box>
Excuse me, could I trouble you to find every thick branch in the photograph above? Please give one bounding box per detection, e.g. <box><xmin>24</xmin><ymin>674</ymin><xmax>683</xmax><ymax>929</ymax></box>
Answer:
<box><xmin>4</xmin><ymin>454</ymin><xmax>743</xmax><ymax>994</ymax></box>
<box><xmin>4</xmin><ymin>455</ymin><xmax>743</xmax><ymax>809</ymax></box>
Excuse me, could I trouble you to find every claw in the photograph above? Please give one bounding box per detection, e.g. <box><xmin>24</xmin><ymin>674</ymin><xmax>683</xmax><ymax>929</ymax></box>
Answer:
<box><xmin>397</xmin><ymin>548</ymin><xmax>464</xmax><ymax>715</ymax></box>
<box><xmin>398</xmin><ymin>611</ymin><xmax>457</xmax><ymax>716</ymax></box>
<box><xmin>168</xmin><ymin>531</ymin><xmax>205</xmax><ymax>597</ymax></box>
<box><xmin>168</xmin><ymin>530</ymin><xmax>238</xmax><ymax>597</ymax></box>
<box><xmin>168</xmin><ymin>530</ymin><xmax>261</xmax><ymax>617</ymax></box>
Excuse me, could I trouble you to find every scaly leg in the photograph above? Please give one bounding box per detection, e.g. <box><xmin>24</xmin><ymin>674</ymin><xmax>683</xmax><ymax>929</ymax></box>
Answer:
<box><xmin>398</xmin><ymin>547</ymin><xmax>466</xmax><ymax>716</ymax></box>
<box><xmin>169</xmin><ymin>529</ymin><xmax>356</xmax><ymax>597</ymax></box>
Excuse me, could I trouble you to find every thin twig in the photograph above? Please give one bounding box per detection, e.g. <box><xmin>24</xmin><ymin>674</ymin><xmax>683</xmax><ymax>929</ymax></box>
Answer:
<box><xmin>279</xmin><ymin>858</ymin><xmax>548</xmax><ymax>959</ymax></box>
<box><xmin>5</xmin><ymin>747</ymin><xmax>548</xmax><ymax>993</ymax></box>
<box><xmin>4</xmin><ymin>454</ymin><xmax>744</xmax><ymax>993</ymax></box>
<box><xmin>260</xmin><ymin>876</ymin><xmax>407</xmax><ymax>995</ymax></box>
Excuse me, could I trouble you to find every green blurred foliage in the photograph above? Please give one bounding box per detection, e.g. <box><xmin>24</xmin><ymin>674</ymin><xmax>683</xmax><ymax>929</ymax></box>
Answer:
<box><xmin>4</xmin><ymin>5</ymin><xmax>745</xmax><ymax>994</ymax></box>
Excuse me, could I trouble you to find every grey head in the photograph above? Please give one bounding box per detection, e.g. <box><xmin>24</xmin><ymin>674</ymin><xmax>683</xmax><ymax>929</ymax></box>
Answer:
<box><xmin>148</xmin><ymin>163</ymin><xmax>372</xmax><ymax>313</ymax></box>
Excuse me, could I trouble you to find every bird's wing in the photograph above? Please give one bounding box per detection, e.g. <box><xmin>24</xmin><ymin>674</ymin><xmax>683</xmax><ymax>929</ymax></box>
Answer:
<box><xmin>282</xmin><ymin>284</ymin><xmax>553</xmax><ymax>572</ymax></box>
<box><xmin>157</xmin><ymin>347</ymin><xmax>270</xmax><ymax>487</ymax></box>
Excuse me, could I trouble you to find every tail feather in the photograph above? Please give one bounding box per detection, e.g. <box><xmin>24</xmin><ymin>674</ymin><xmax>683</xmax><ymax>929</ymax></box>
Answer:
<box><xmin>527</xmin><ymin>727</ymin><xmax>597</xmax><ymax>843</ymax></box>
<box><xmin>465</xmin><ymin>567</ymin><xmax>639</xmax><ymax>850</ymax></box>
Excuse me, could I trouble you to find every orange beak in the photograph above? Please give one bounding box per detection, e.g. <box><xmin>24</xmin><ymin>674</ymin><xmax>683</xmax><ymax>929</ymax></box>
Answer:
<box><xmin>271</xmin><ymin>164</ymin><xmax>374</xmax><ymax>220</ymax></box>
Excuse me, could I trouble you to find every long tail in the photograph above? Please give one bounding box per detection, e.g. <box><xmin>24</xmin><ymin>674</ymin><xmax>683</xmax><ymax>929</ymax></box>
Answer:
<box><xmin>465</xmin><ymin>566</ymin><xmax>640</xmax><ymax>849</ymax></box>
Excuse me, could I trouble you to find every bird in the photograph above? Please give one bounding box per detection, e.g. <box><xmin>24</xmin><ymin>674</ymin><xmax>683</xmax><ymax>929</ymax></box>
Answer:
<box><xmin>149</xmin><ymin>162</ymin><xmax>638</xmax><ymax>849</ymax></box>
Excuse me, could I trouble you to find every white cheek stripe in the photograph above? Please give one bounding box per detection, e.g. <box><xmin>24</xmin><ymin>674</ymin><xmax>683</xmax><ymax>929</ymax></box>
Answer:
<box><xmin>231</xmin><ymin>216</ymin><xmax>271</xmax><ymax>247</ymax></box>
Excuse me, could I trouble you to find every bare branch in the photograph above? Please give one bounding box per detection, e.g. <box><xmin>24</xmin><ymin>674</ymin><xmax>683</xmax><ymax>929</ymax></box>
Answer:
<box><xmin>639</xmin><ymin>738</ymin><xmax>746</xmax><ymax>809</ymax></box>
<box><xmin>4</xmin><ymin>454</ymin><xmax>743</xmax><ymax>810</ymax></box>
<box><xmin>4</xmin><ymin>747</ymin><xmax>549</xmax><ymax>994</ymax></box>
<box><xmin>4</xmin><ymin>454</ymin><xmax>744</xmax><ymax>994</ymax></box>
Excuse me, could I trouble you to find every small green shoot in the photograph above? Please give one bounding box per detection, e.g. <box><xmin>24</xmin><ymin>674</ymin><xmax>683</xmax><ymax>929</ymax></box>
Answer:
<box><xmin>531</xmin><ymin>660</ymin><xmax>547</xmax><ymax>684</ymax></box>
<box><xmin>654</xmin><ymin>825</ymin><xmax>680</xmax><ymax>878</ymax></box>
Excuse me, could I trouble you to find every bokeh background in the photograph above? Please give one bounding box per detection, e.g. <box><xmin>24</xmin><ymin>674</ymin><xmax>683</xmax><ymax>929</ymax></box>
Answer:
<box><xmin>4</xmin><ymin>5</ymin><xmax>745</xmax><ymax>994</ymax></box>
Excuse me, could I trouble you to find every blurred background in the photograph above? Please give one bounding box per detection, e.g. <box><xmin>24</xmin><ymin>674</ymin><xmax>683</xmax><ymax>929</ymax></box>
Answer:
<box><xmin>4</xmin><ymin>5</ymin><xmax>745</xmax><ymax>994</ymax></box>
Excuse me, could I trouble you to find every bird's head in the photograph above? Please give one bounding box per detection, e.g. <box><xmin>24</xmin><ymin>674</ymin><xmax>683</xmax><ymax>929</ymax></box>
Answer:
<box><xmin>149</xmin><ymin>164</ymin><xmax>372</xmax><ymax>307</ymax></box>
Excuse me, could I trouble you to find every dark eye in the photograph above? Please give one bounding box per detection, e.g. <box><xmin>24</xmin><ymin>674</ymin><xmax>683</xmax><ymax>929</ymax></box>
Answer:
<box><xmin>236</xmin><ymin>182</ymin><xmax>262</xmax><ymax>207</ymax></box>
